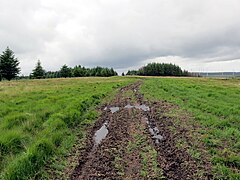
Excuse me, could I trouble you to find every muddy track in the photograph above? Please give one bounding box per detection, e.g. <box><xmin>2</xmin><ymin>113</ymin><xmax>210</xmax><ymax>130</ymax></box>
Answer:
<box><xmin>70</xmin><ymin>81</ymin><xmax>211</xmax><ymax>179</ymax></box>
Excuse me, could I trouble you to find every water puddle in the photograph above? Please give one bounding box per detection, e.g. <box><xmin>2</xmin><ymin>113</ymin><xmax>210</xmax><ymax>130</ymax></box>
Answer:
<box><xmin>124</xmin><ymin>104</ymin><xmax>134</xmax><ymax>109</ymax></box>
<box><xmin>95</xmin><ymin>105</ymin><xmax>118</xmax><ymax>145</ymax></box>
<box><xmin>135</xmin><ymin>105</ymin><xmax>150</xmax><ymax>111</ymax></box>
<box><xmin>104</xmin><ymin>106</ymin><xmax>120</xmax><ymax>113</ymax></box>
<box><xmin>124</xmin><ymin>104</ymin><xmax>150</xmax><ymax>111</ymax></box>
<box><xmin>94</xmin><ymin>122</ymin><xmax>109</xmax><ymax>145</ymax></box>
<box><xmin>145</xmin><ymin>118</ymin><xmax>163</xmax><ymax>144</ymax></box>
<box><xmin>109</xmin><ymin>107</ymin><xmax>120</xmax><ymax>113</ymax></box>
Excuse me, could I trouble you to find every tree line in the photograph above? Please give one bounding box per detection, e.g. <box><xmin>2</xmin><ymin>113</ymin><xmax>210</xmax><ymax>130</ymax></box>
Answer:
<box><xmin>0</xmin><ymin>47</ymin><xmax>118</xmax><ymax>81</ymax></box>
<box><xmin>126</xmin><ymin>63</ymin><xmax>190</xmax><ymax>76</ymax></box>
<box><xmin>30</xmin><ymin>61</ymin><xmax>118</xmax><ymax>79</ymax></box>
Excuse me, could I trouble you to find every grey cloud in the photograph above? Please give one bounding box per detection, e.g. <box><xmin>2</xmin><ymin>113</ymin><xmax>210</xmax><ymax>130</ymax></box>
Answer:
<box><xmin>0</xmin><ymin>0</ymin><xmax>240</xmax><ymax>74</ymax></box>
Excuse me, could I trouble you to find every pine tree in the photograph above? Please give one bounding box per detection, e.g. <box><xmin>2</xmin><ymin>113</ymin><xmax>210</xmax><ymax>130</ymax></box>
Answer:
<box><xmin>60</xmin><ymin>64</ymin><xmax>72</xmax><ymax>78</ymax></box>
<box><xmin>31</xmin><ymin>60</ymin><xmax>45</xmax><ymax>79</ymax></box>
<box><xmin>73</xmin><ymin>65</ymin><xmax>84</xmax><ymax>77</ymax></box>
<box><xmin>0</xmin><ymin>47</ymin><xmax>20</xmax><ymax>81</ymax></box>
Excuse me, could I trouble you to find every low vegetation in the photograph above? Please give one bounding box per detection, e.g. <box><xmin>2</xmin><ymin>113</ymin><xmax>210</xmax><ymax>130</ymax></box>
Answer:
<box><xmin>0</xmin><ymin>77</ymin><xmax>135</xmax><ymax>179</ymax></box>
<box><xmin>140</xmin><ymin>77</ymin><xmax>240</xmax><ymax>179</ymax></box>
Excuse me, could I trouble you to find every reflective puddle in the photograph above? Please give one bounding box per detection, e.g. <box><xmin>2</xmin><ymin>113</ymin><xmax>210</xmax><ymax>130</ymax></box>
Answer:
<box><xmin>145</xmin><ymin>118</ymin><xmax>163</xmax><ymax>144</ymax></box>
<box><xmin>124</xmin><ymin>104</ymin><xmax>150</xmax><ymax>111</ymax></box>
<box><xmin>124</xmin><ymin>104</ymin><xmax>134</xmax><ymax>109</ymax></box>
<box><xmin>135</xmin><ymin>104</ymin><xmax>150</xmax><ymax>111</ymax></box>
<box><xmin>94</xmin><ymin>122</ymin><xmax>109</xmax><ymax>145</ymax></box>
<box><xmin>104</xmin><ymin>106</ymin><xmax>120</xmax><ymax>113</ymax></box>
<box><xmin>109</xmin><ymin>107</ymin><xmax>120</xmax><ymax>113</ymax></box>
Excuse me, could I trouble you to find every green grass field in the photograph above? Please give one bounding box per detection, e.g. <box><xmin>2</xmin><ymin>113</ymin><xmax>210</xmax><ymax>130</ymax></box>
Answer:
<box><xmin>141</xmin><ymin>77</ymin><xmax>240</xmax><ymax>179</ymax></box>
<box><xmin>0</xmin><ymin>77</ymin><xmax>239</xmax><ymax>179</ymax></box>
<box><xmin>0</xmin><ymin>77</ymin><xmax>136</xmax><ymax>179</ymax></box>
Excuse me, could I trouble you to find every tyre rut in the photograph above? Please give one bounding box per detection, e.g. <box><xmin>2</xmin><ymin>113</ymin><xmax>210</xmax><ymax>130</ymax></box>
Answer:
<box><xmin>70</xmin><ymin>81</ymin><xmax>211</xmax><ymax>179</ymax></box>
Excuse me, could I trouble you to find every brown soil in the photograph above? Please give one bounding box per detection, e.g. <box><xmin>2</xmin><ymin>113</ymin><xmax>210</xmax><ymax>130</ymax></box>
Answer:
<box><xmin>148</xmin><ymin>102</ymin><xmax>213</xmax><ymax>179</ymax></box>
<box><xmin>70</xmin><ymin>81</ymin><xmax>212</xmax><ymax>180</ymax></box>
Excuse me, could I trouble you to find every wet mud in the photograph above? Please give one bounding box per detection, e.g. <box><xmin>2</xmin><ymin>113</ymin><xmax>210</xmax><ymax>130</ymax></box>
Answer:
<box><xmin>70</xmin><ymin>81</ymin><xmax>212</xmax><ymax>179</ymax></box>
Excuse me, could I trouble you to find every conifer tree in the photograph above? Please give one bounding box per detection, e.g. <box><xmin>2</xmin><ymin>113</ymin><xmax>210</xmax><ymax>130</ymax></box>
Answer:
<box><xmin>0</xmin><ymin>47</ymin><xmax>20</xmax><ymax>80</ymax></box>
<box><xmin>60</xmin><ymin>64</ymin><xmax>72</xmax><ymax>78</ymax></box>
<box><xmin>31</xmin><ymin>60</ymin><xmax>45</xmax><ymax>79</ymax></box>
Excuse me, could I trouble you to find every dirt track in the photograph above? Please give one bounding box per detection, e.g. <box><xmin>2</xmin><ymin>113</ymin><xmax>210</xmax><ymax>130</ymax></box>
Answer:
<box><xmin>70</xmin><ymin>81</ymin><xmax>212</xmax><ymax>179</ymax></box>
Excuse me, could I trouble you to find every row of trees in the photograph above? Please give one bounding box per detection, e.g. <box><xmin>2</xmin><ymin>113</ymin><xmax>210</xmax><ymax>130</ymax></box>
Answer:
<box><xmin>0</xmin><ymin>47</ymin><xmax>118</xmax><ymax>81</ymax></box>
<box><xmin>126</xmin><ymin>63</ymin><xmax>189</xmax><ymax>76</ymax></box>
<box><xmin>0</xmin><ymin>47</ymin><xmax>191</xmax><ymax>80</ymax></box>
<box><xmin>30</xmin><ymin>61</ymin><xmax>118</xmax><ymax>79</ymax></box>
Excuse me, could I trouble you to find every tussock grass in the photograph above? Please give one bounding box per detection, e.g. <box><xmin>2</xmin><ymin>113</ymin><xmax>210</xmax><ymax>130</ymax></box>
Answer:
<box><xmin>0</xmin><ymin>130</ymin><xmax>28</xmax><ymax>155</ymax></box>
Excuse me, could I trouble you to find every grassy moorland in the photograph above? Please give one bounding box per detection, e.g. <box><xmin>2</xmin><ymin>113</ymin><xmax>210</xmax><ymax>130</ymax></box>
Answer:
<box><xmin>141</xmin><ymin>77</ymin><xmax>240</xmax><ymax>179</ymax></box>
<box><xmin>0</xmin><ymin>77</ymin><xmax>136</xmax><ymax>179</ymax></box>
<box><xmin>1</xmin><ymin>76</ymin><xmax>239</xmax><ymax>179</ymax></box>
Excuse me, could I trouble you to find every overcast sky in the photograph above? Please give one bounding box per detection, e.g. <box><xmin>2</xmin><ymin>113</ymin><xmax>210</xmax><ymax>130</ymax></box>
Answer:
<box><xmin>1</xmin><ymin>0</ymin><xmax>240</xmax><ymax>75</ymax></box>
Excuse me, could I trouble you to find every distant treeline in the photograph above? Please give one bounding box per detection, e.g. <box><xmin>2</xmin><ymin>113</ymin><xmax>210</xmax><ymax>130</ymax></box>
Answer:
<box><xmin>0</xmin><ymin>47</ymin><xmax>118</xmax><ymax>81</ymax></box>
<box><xmin>126</xmin><ymin>63</ymin><xmax>190</xmax><ymax>76</ymax></box>
<box><xmin>30</xmin><ymin>61</ymin><xmax>118</xmax><ymax>79</ymax></box>
<box><xmin>41</xmin><ymin>65</ymin><xmax>118</xmax><ymax>79</ymax></box>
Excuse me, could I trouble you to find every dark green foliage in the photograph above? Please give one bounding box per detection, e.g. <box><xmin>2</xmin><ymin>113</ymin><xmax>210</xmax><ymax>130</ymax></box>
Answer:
<box><xmin>0</xmin><ymin>47</ymin><xmax>20</xmax><ymax>80</ymax></box>
<box><xmin>60</xmin><ymin>64</ymin><xmax>72</xmax><ymax>78</ymax></box>
<box><xmin>73</xmin><ymin>65</ymin><xmax>85</xmax><ymax>77</ymax></box>
<box><xmin>126</xmin><ymin>70</ymin><xmax>138</xmax><ymax>76</ymax></box>
<box><xmin>127</xmin><ymin>63</ymin><xmax>189</xmax><ymax>76</ymax></box>
<box><xmin>45</xmin><ymin>65</ymin><xmax>118</xmax><ymax>78</ymax></box>
<box><xmin>45</xmin><ymin>71</ymin><xmax>61</xmax><ymax>78</ymax></box>
<box><xmin>89</xmin><ymin>67</ymin><xmax>117</xmax><ymax>77</ymax></box>
<box><xmin>31</xmin><ymin>60</ymin><xmax>45</xmax><ymax>79</ymax></box>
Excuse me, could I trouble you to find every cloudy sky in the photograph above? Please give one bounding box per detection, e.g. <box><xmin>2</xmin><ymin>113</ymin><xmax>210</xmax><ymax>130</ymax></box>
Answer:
<box><xmin>1</xmin><ymin>0</ymin><xmax>240</xmax><ymax>75</ymax></box>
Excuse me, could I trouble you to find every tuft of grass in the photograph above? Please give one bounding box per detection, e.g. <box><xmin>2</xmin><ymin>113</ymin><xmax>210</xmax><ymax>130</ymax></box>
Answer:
<box><xmin>0</xmin><ymin>130</ymin><xmax>28</xmax><ymax>155</ymax></box>
<box><xmin>1</xmin><ymin>113</ymin><xmax>30</xmax><ymax>129</ymax></box>
<box><xmin>3</xmin><ymin>138</ymin><xmax>55</xmax><ymax>180</ymax></box>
